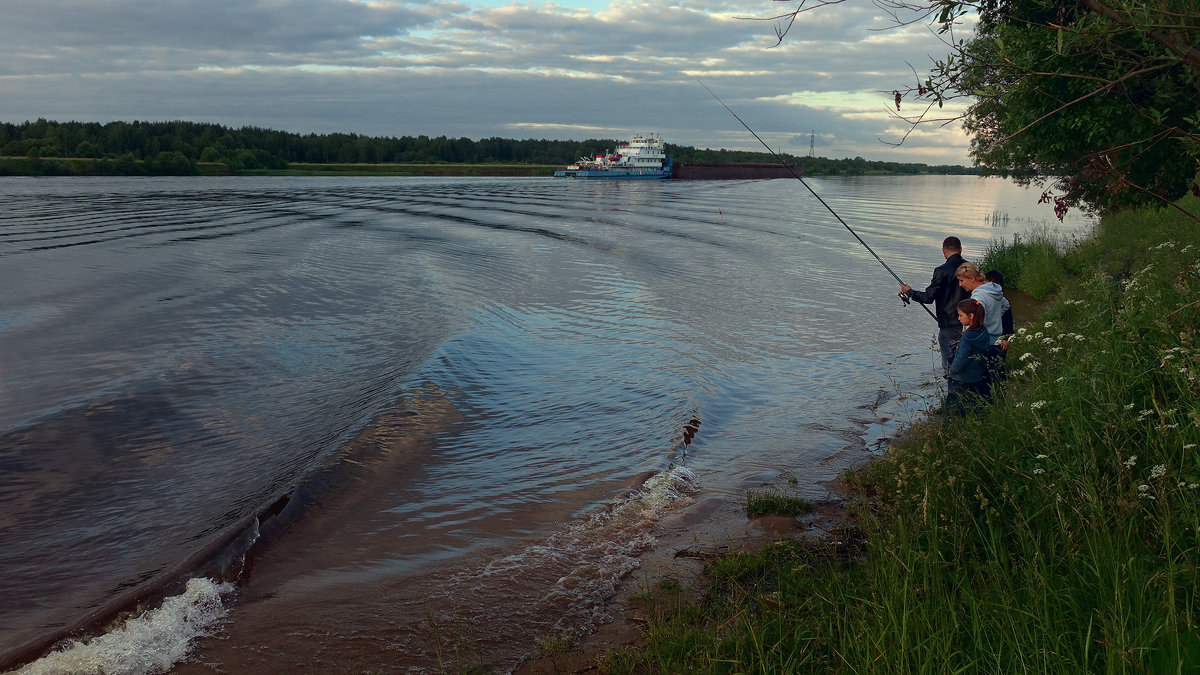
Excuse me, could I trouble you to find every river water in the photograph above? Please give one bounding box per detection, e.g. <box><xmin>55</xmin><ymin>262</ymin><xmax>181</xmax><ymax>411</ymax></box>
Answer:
<box><xmin>0</xmin><ymin>175</ymin><xmax>1090</xmax><ymax>673</ymax></box>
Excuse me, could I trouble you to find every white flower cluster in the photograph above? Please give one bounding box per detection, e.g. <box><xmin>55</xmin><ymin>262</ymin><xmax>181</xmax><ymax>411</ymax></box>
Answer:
<box><xmin>1030</xmin><ymin>400</ymin><xmax>1048</xmax><ymax>410</ymax></box>
<box><xmin>1125</xmin><ymin>455</ymin><xmax>1138</xmax><ymax>468</ymax></box>
<box><xmin>1149</xmin><ymin>464</ymin><xmax>1167</xmax><ymax>480</ymax></box>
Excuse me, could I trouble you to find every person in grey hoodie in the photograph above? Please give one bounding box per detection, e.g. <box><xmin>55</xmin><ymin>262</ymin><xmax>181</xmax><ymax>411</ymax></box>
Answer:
<box><xmin>955</xmin><ymin>262</ymin><xmax>1009</xmax><ymax>343</ymax></box>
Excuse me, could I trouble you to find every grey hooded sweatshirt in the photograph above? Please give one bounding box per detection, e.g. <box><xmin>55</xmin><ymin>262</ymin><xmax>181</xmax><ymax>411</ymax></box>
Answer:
<box><xmin>971</xmin><ymin>281</ymin><xmax>1010</xmax><ymax>342</ymax></box>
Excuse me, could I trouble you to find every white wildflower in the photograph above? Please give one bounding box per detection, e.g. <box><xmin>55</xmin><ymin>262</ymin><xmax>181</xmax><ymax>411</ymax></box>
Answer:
<box><xmin>1150</xmin><ymin>464</ymin><xmax>1166</xmax><ymax>480</ymax></box>
<box><xmin>1051</xmin><ymin>347</ymin><xmax>1062</xmax><ymax>353</ymax></box>
<box><xmin>1125</xmin><ymin>455</ymin><xmax>1138</xmax><ymax>468</ymax></box>
<box><xmin>1017</xmin><ymin>327</ymin><xmax>1028</xmax><ymax>335</ymax></box>
<box><xmin>1184</xmin><ymin>443</ymin><xmax>1197</xmax><ymax>450</ymax></box>
<box><xmin>1035</xmin><ymin>332</ymin><xmax>1044</xmax><ymax>339</ymax></box>
<box><xmin>1031</xmin><ymin>400</ymin><xmax>1047</xmax><ymax>410</ymax></box>
<box><xmin>1033</xmin><ymin>468</ymin><xmax>1045</xmax><ymax>475</ymax></box>
<box><xmin>1035</xmin><ymin>454</ymin><xmax>1049</xmax><ymax>459</ymax></box>
<box><xmin>1138</xmin><ymin>484</ymin><xmax>1150</xmax><ymax>493</ymax></box>
<box><xmin>1020</xmin><ymin>353</ymin><xmax>1034</xmax><ymax>361</ymax></box>
<box><xmin>1044</xmin><ymin>321</ymin><xmax>1054</xmax><ymax>328</ymax></box>
<box><xmin>1190</xmin><ymin>484</ymin><xmax>1199</xmax><ymax>490</ymax></box>
<box><xmin>1125</xmin><ymin>404</ymin><xmax>1136</xmax><ymax>410</ymax></box>
<box><xmin>1074</xmin><ymin>334</ymin><xmax>1085</xmax><ymax>341</ymax></box>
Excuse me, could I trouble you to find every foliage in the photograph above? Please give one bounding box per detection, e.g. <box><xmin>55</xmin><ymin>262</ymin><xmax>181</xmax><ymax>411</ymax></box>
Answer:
<box><xmin>764</xmin><ymin>1</ymin><xmax>1200</xmax><ymax>218</ymax></box>
<box><xmin>602</xmin><ymin>194</ymin><xmax>1200</xmax><ymax>673</ymax></box>
<box><xmin>956</xmin><ymin>0</ymin><xmax>1200</xmax><ymax>215</ymax></box>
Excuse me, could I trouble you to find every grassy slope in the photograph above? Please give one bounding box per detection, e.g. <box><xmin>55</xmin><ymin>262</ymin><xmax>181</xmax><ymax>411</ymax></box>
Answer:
<box><xmin>598</xmin><ymin>196</ymin><xmax>1200</xmax><ymax>674</ymax></box>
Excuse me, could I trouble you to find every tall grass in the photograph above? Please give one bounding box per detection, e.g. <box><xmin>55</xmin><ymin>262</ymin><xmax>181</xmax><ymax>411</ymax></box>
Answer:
<box><xmin>978</xmin><ymin>222</ymin><xmax>1077</xmax><ymax>299</ymax></box>
<box><xmin>601</xmin><ymin>195</ymin><xmax>1200</xmax><ymax>674</ymax></box>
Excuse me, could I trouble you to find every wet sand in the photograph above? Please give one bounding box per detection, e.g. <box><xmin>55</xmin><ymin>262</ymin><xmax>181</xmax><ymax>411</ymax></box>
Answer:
<box><xmin>515</xmin><ymin>403</ymin><xmax>908</xmax><ymax>674</ymax></box>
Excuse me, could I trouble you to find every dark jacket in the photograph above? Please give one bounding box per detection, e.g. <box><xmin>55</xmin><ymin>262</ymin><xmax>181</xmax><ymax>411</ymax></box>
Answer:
<box><xmin>948</xmin><ymin>327</ymin><xmax>991</xmax><ymax>383</ymax></box>
<box><xmin>907</xmin><ymin>253</ymin><xmax>968</xmax><ymax>328</ymax></box>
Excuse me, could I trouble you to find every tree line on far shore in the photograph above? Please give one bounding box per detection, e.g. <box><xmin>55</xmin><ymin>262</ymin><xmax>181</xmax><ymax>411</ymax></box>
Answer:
<box><xmin>0</xmin><ymin>119</ymin><xmax>977</xmax><ymax>176</ymax></box>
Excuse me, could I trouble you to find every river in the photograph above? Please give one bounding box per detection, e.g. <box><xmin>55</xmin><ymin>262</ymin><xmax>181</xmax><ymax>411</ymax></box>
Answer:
<box><xmin>0</xmin><ymin>175</ymin><xmax>1090</xmax><ymax>673</ymax></box>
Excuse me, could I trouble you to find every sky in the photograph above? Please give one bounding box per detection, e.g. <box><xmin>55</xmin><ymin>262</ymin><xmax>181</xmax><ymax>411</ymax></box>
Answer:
<box><xmin>0</xmin><ymin>0</ymin><xmax>976</xmax><ymax>163</ymax></box>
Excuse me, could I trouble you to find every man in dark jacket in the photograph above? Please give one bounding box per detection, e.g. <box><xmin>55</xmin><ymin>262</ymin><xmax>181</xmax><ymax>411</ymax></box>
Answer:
<box><xmin>899</xmin><ymin>236</ymin><xmax>968</xmax><ymax>373</ymax></box>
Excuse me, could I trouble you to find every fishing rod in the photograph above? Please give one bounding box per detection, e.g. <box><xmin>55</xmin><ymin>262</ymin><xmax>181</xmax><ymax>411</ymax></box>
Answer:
<box><xmin>698</xmin><ymin>81</ymin><xmax>936</xmax><ymax>320</ymax></box>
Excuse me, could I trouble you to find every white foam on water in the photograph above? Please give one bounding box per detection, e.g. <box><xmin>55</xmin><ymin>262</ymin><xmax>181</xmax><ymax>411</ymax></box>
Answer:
<box><xmin>15</xmin><ymin>577</ymin><xmax>233</xmax><ymax>675</ymax></box>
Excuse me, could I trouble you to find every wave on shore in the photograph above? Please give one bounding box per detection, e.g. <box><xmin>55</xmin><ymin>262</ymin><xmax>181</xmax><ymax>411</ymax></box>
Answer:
<box><xmin>16</xmin><ymin>578</ymin><xmax>233</xmax><ymax>675</ymax></box>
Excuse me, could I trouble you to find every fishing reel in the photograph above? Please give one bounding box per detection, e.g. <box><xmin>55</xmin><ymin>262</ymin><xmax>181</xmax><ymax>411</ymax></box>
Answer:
<box><xmin>898</xmin><ymin>291</ymin><xmax>911</xmax><ymax>306</ymax></box>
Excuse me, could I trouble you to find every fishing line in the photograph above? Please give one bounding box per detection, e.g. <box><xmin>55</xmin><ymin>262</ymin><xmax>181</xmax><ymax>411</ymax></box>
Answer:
<box><xmin>698</xmin><ymin>81</ymin><xmax>935</xmax><ymax>319</ymax></box>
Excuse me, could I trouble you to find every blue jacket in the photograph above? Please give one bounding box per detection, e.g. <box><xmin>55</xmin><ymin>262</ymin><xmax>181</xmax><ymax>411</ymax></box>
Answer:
<box><xmin>948</xmin><ymin>328</ymin><xmax>991</xmax><ymax>383</ymax></box>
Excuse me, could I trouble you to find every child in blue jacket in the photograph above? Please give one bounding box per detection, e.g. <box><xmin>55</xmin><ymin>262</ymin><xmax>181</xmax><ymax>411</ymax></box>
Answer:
<box><xmin>945</xmin><ymin>299</ymin><xmax>992</xmax><ymax>415</ymax></box>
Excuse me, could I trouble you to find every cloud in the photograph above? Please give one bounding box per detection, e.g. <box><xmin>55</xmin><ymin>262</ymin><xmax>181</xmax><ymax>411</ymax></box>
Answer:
<box><xmin>0</xmin><ymin>0</ymin><xmax>974</xmax><ymax>163</ymax></box>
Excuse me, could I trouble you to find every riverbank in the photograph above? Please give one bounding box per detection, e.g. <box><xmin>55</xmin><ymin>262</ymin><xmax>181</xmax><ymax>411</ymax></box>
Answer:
<box><xmin>1</xmin><ymin>156</ymin><xmax>978</xmax><ymax>179</ymax></box>
<box><xmin>537</xmin><ymin>196</ymin><xmax>1200</xmax><ymax>673</ymax></box>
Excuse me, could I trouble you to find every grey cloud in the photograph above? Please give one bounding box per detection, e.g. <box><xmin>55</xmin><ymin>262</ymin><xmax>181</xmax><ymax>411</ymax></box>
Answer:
<box><xmin>0</xmin><ymin>1</ymin><xmax>970</xmax><ymax>163</ymax></box>
<box><xmin>1</xmin><ymin>0</ymin><xmax>428</xmax><ymax>62</ymax></box>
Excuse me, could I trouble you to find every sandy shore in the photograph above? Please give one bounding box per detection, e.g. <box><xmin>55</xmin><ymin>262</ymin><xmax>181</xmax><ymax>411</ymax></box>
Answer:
<box><xmin>515</xmin><ymin>484</ymin><xmax>859</xmax><ymax>674</ymax></box>
<box><xmin>516</xmin><ymin>393</ymin><xmax>916</xmax><ymax>674</ymax></box>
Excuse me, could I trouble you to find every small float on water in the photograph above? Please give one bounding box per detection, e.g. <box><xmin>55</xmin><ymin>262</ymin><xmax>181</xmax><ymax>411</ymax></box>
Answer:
<box><xmin>554</xmin><ymin>133</ymin><xmax>673</xmax><ymax>179</ymax></box>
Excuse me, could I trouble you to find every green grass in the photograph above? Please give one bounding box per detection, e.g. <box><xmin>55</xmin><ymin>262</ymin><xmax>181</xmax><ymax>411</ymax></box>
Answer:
<box><xmin>744</xmin><ymin>489</ymin><xmax>814</xmax><ymax>518</ymax></box>
<box><xmin>978</xmin><ymin>222</ymin><xmax>1075</xmax><ymax>299</ymax></box>
<box><xmin>599</xmin><ymin>194</ymin><xmax>1200</xmax><ymax>674</ymax></box>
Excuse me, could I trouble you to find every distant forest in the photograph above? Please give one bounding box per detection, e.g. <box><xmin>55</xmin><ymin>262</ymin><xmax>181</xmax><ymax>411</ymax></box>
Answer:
<box><xmin>0</xmin><ymin>119</ymin><xmax>977</xmax><ymax>176</ymax></box>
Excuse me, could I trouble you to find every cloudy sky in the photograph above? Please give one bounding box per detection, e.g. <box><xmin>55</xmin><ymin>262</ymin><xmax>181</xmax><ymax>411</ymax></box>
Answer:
<box><xmin>1</xmin><ymin>0</ymin><xmax>975</xmax><ymax>163</ymax></box>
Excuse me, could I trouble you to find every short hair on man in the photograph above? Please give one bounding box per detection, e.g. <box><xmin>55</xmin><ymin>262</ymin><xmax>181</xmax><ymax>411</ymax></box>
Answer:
<box><xmin>942</xmin><ymin>236</ymin><xmax>962</xmax><ymax>251</ymax></box>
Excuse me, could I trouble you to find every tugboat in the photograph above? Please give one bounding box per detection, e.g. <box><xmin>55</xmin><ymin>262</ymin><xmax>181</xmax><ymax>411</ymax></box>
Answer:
<box><xmin>554</xmin><ymin>133</ymin><xmax>673</xmax><ymax>179</ymax></box>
